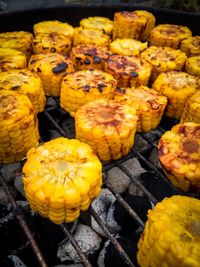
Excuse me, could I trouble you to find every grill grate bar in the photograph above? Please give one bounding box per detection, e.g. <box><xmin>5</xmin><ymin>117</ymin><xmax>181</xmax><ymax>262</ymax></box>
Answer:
<box><xmin>139</xmin><ymin>133</ymin><xmax>158</xmax><ymax>149</ymax></box>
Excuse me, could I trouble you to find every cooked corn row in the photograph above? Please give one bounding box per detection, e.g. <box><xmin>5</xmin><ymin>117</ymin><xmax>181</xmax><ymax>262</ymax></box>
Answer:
<box><xmin>75</xmin><ymin>99</ymin><xmax>138</xmax><ymax>161</ymax></box>
<box><xmin>181</xmin><ymin>90</ymin><xmax>200</xmax><ymax>123</ymax></box>
<box><xmin>0</xmin><ymin>90</ymin><xmax>39</xmax><ymax>163</ymax></box>
<box><xmin>23</xmin><ymin>137</ymin><xmax>102</xmax><ymax>224</ymax></box>
<box><xmin>0</xmin><ymin>48</ymin><xmax>27</xmax><ymax>72</ymax></box>
<box><xmin>185</xmin><ymin>55</ymin><xmax>200</xmax><ymax>77</ymax></box>
<box><xmin>180</xmin><ymin>36</ymin><xmax>200</xmax><ymax>57</ymax></box>
<box><xmin>80</xmin><ymin>16</ymin><xmax>113</xmax><ymax>35</ymax></box>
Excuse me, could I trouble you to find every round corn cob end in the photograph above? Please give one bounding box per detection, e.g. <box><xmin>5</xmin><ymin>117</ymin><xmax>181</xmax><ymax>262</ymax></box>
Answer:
<box><xmin>181</xmin><ymin>91</ymin><xmax>200</xmax><ymax>123</ymax></box>
<box><xmin>80</xmin><ymin>16</ymin><xmax>113</xmax><ymax>35</ymax></box>
<box><xmin>180</xmin><ymin>36</ymin><xmax>200</xmax><ymax>57</ymax></box>
<box><xmin>185</xmin><ymin>55</ymin><xmax>200</xmax><ymax>77</ymax></box>
<box><xmin>0</xmin><ymin>48</ymin><xmax>27</xmax><ymax>72</ymax></box>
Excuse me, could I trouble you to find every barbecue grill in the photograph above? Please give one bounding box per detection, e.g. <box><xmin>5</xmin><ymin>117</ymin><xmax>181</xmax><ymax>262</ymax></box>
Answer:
<box><xmin>0</xmin><ymin>4</ymin><xmax>199</xmax><ymax>267</ymax></box>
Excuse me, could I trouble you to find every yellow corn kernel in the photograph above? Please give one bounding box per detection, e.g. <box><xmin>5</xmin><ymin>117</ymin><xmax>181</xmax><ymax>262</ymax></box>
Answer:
<box><xmin>80</xmin><ymin>16</ymin><xmax>113</xmax><ymax>35</ymax></box>
<box><xmin>185</xmin><ymin>55</ymin><xmax>200</xmax><ymax>77</ymax></box>
<box><xmin>180</xmin><ymin>36</ymin><xmax>200</xmax><ymax>57</ymax></box>
<box><xmin>0</xmin><ymin>48</ymin><xmax>27</xmax><ymax>72</ymax></box>
<box><xmin>181</xmin><ymin>91</ymin><xmax>200</xmax><ymax>123</ymax></box>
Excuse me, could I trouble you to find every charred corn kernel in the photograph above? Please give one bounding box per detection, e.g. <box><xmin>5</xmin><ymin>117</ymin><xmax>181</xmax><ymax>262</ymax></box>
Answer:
<box><xmin>22</xmin><ymin>137</ymin><xmax>102</xmax><ymax>224</ymax></box>
<box><xmin>0</xmin><ymin>48</ymin><xmax>27</xmax><ymax>72</ymax></box>
<box><xmin>181</xmin><ymin>91</ymin><xmax>200</xmax><ymax>123</ymax></box>
<box><xmin>33</xmin><ymin>20</ymin><xmax>74</xmax><ymax>40</ymax></box>
<box><xmin>158</xmin><ymin>122</ymin><xmax>200</xmax><ymax>192</ymax></box>
<box><xmin>150</xmin><ymin>24</ymin><xmax>192</xmax><ymax>49</ymax></box>
<box><xmin>104</xmin><ymin>55</ymin><xmax>152</xmax><ymax>87</ymax></box>
<box><xmin>137</xmin><ymin>195</ymin><xmax>200</xmax><ymax>267</ymax></box>
<box><xmin>185</xmin><ymin>55</ymin><xmax>200</xmax><ymax>77</ymax></box>
<box><xmin>110</xmin><ymin>39</ymin><xmax>148</xmax><ymax>56</ymax></box>
<box><xmin>80</xmin><ymin>16</ymin><xmax>113</xmax><ymax>35</ymax></box>
<box><xmin>70</xmin><ymin>44</ymin><xmax>111</xmax><ymax>71</ymax></box>
<box><xmin>60</xmin><ymin>69</ymin><xmax>117</xmax><ymax>116</ymax></box>
<box><xmin>114</xmin><ymin>86</ymin><xmax>167</xmax><ymax>132</ymax></box>
<box><xmin>0</xmin><ymin>90</ymin><xmax>39</xmax><ymax>163</ymax></box>
<box><xmin>180</xmin><ymin>36</ymin><xmax>200</xmax><ymax>57</ymax></box>
<box><xmin>141</xmin><ymin>46</ymin><xmax>187</xmax><ymax>82</ymax></box>
<box><xmin>28</xmin><ymin>53</ymin><xmax>74</xmax><ymax>97</ymax></box>
<box><xmin>75</xmin><ymin>98</ymin><xmax>138</xmax><ymax>161</ymax></box>
<box><xmin>73</xmin><ymin>27</ymin><xmax>111</xmax><ymax>47</ymax></box>
<box><xmin>153</xmin><ymin>71</ymin><xmax>199</xmax><ymax>120</ymax></box>
<box><xmin>33</xmin><ymin>32</ymin><xmax>72</xmax><ymax>55</ymax></box>
<box><xmin>0</xmin><ymin>69</ymin><xmax>46</xmax><ymax>113</ymax></box>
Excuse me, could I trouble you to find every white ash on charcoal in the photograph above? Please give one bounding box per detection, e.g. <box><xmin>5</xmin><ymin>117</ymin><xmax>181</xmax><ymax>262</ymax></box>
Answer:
<box><xmin>0</xmin><ymin>185</ymin><xmax>17</xmax><ymax>205</ymax></box>
<box><xmin>134</xmin><ymin>134</ymin><xmax>151</xmax><ymax>153</ymax></box>
<box><xmin>8</xmin><ymin>255</ymin><xmax>27</xmax><ymax>267</ymax></box>
<box><xmin>107</xmin><ymin>167</ymin><xmax>131</xmax><ymax>194</ymax></box>
<box><xmin>97</xmin><ymin>240</ymin><xmax>110</xmax><ymax>267</ymax></box>
<box><xmin>122</xmin><ymin>158</ymin><xmax>147</xmax><ymax>177</ymax></box>
<box><xmin>14</xmin><ymin>173</ymin><xmax>24</xmax><ymax>197</ymax></box>
<box><xmin>57</xmin><ymin>224</ymin><xmax>101</xmax><ymax>263</ymax></box>
<box><xmin>0</xmin><ymin>162</ymin><xmax>22</xmax><ymax>183</ymax></box>
<box><xmin>106</xmin><ymin>203</ymin><xmax>121</xmax><ymax>233</ymax></box>
<box><xmin>128</xmin><ymin>182</ymin><xmax>144</xmax><ymax>197</ymax></box>
<box><xmin>148</xmin><ymin>147</ymin><xmax>162</xmax><ymax>169</ymax></box>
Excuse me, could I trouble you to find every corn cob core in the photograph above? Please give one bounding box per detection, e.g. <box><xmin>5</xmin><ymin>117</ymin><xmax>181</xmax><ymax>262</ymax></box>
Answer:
<box><xmin>0</xmin><ymin>48</ymin><xmax>27</xmax><ymax>72</ymax></box>
<box><xmin>75</xmin><ymin>98</ymin><xmax>138</xmax><ymax>161</ymax></box>
<box><xmin>158</xmin><ymin>122</ymin><xmax>200</xmax><ymax>192</ymax></box>
<box><xmin>181</xmin><ymin>91</ymin><xmax>200</xmax><ymax>123</ymax></box>
<box><xmin>80</xmin><ymin>16</ymin><xmax>113</xmax><ymax>35</ymax></box>
<box><xmin>153</xmin><ymin>71</ymin><xmax>199</xmax><ymax>119</ymax></box>
<box><xmin>181</xmin><ymin>36</ymin><xmax>200</xmax><ymax>57</ymax></box>
<box><xmin>28</xmin><ymin>53</ymin><xmax>74</xmax><ymax>97</ymax></box>
<box><xmin>22</xmin><ymin>137</ymin><xmax>102</xmax><ymax>224</ymax></box>
<box><xmin>0</xmin><ymin>69</ymin><xmax>46</xmax><ymax>113</ymax></box>
<box><xmin>114</xmin><ymin>86</ymin><xmax>167</xmax><ymax>132</ymax></box>
<box><xmin>110</xmin><ymin>39</ymin><xmax>148</xmax><ymax>56</ymax></box>
<box><xmin>185</xmin><ymin>55</ymin><xmax>200</xmax><ymax>77</ymax></box>
<box><xmin>60</xmin><ymin>69</ymin><xmax>117</xmax><ymax>116</ymax></box>
<box><xmin>104</xmin><ymin>54</ymin><xmax>152</xmax><ymax>87</ymax></box>
<box><xmin>70</xmin><ymin>44</ymin><xmax>111</xmax><ymax>71</ymax></box>
<box><xmin>137</xmin><ymin>195</ymin><xmax>200</xmax><ymax>267</ymax></box>
<box><xmin>0</xmin><ymin>90</ymin><xmax>39</xmax><ymax>163</ymax></box>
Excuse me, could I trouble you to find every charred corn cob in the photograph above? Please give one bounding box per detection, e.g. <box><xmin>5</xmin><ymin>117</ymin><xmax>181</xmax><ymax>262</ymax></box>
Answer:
<box><xmin>114</xmin><ymin>86</ymin><xmax>167</xmax><ymax>132</ymax></box>
<box><xmin>110</xmin><ymin>39</ymin><xmax>148</xmax><ymax>56</ymax></box>
<box><xmin>75</xmin><ymin>99</ymin><xmax>138</xmax><ymax>161</ymax></box>
<box><xmin>80</xmin><ymin>16</ymin><xmax>113</xmax><ymax>35</ymax></box>
<box><xmin>0</xmin><ymin>90</ymin><xmax>39</xmax><ymax>163</ymax></box>
<box><xmin>141</xmin><ymin>46</ymin><xmax>187</xmax><ymax>82</ymax></box>
<box><xmin>28</xmin><ymin>53</ymin><xmax>74</xmax><ymax>97</ymax></box>
<box><xmin>137</xmin><ymin>195</ymin><xmax>200</xmax><ymax>267</ymax></box>
<box><xmin>158</xmin><ymin>122</ymin><xmax>200</xmax><ymax>192</ymax></box>
<box><xmin>104</xmin><ymin>55</ymin><xmax>152</xmax><ymax>87</ymax></box>
<box><xmin>181</xmin><ymin>91</ymin><xmax>200</xmax><ymax>123</ymax></box>
<box><xmin>0</xmin><ymin>48</ymin><xmax>27</xmax><ymax>72</ymax></box>
<box><xmin>185</xmin><ymin>55</ymin><xmax>200</xmax><ymax>77</ymax></box>
<box><xmin>153</xmin><ymin>71</ymin><xmax>199</xmax><ymax>119</ymax></box>
<box><xmin>0</xmin><ymin>69</ymin><xmax>46</xmax><ymax>113</ymax></box>
<box><xmin>33</xmin><ymin>33</ymin><xmax>72</xmax><ymax>55</ymax></box>
<box><xmin>70</xmin><ymin>44</ymin><xmax>111</xmax><ymax>71</ymax></box>
<box><xmin>180</xmin><ymin>36</ymin><xmax>200</xmax><ymax>57</ymax></box>
<box><xmin>22</xmin><ymin>137</ymin><xmax>102</xmax><ymax>224</ymax></box>
<box><xmin>150</xmin><ymin>24</ymin><xmax>192</xmax><ymax>49</ymax></box>
<box><xmin>60</xmin><ymin>69</ymin><xmax>117</xmax><ymax>116</ymax></box>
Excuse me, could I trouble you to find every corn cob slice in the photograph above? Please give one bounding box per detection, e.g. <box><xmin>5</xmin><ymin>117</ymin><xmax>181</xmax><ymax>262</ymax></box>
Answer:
<box><xmin>80</xmin><ymin>16</ymin><xmax>113</xmax><ymax>35</ymax></box>
<box><xmin>28</xmin><ymin>53</ymin><xmax>74</xmax><ymax>97</ymax></box>
<box><xmin>33</xmin><ymin>32</ymin><xmax>72</xmax><ymax>55</ymax></box>
<box><xmin>153</xmin><ymin>71</ymin><xmax>199</xmax><ymax>120</ymax></box>
<box><xmin>0</xmin><ymin>48</ymin><xmax>27</xmax><ymax>72</ymax></box>
<box><xmin>60</xmin><ymin>69</ymin><xmax>117</xmax><ymax>116</ymax></box>
<box><xmin>150</xmin><ymin>24</ymin><xmax>192</xmax><ymax>49</ymax></box>
<box><xmin>0</xmin><ymin>90</ymin><xmax>39</xmax><ymax>163</ymax></box>
<box><xmin>110</xmin><ymin>39</ymin><xmax>148</xmax><ymax>56</ymax></box>
<box><xmin>22</xmin><ymin>137</ymin><xmax>102</xmax><ymax>224</ymax></box>
<box><xmin>185</xmin><ymin>55</ymin><xmax>200</xmax><ymax>77</ymax></box>
<box><xmin>104</xmin><ymin>55</ymin><xmax>152</xmax><ymax>87</ymax></box>
<box><xmin>181</xmin><ymin>91</ymin><xmax>200</xmax><ymax>123</ymax></box>
<box><xmin>180</xmin><ymin>36</ymin><xmax>200</xmax><ymax>57</ymax></box>
<box><xmin>75</xmin><ymin>99</ymin><xmax>138</xmax><ymax>161</ymax></box>
<box><xmin>137</xmin><ymin>195</ymin><xmax>200</xmax><ymax>267</ymax></box>
<box><xmin>141</xmin><ymin>46</ymin><xmax>187</xmax><ymax>82</ymax></box>
<box><xmin>0</xmin><ymin>69</ymin><xmax>46</xmax><ymax>113</ymax></box>
<box><xmin>70</xmin><ymin>44</ymin><xmax>111</xmax><ymax>71</ymax></box>
<box><xmin>158</xmin><ymin>122</ymin><xmax>200</xmax><ymax>192</ymax></box>
<box><xmin>114</xmin><ymin>86</ymin><xmax>167</xmax><ymax>132</ymax></box>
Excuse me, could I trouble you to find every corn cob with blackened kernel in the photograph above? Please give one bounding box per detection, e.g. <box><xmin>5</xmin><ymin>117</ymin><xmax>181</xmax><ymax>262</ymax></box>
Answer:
<box><xmin>23</xmin><ymin>137</ymin><xmax>102</xmax><ymax>224</ymax></box>
<box><xmin>180</xmin><ymin>36</ymin><xmax>200</xmax><ymax>57</ymax></box>
<box><xmin>185</xmin><ymin>55</ymin><xmax>200</xmax><ymax>77</ymax></box>
<box><xmin>0</xmin><ymin>90</ymin><xmax>39</xmax><ymax>163</ymax></box>
<box><xmin>0</xmin><ymin>48</ymin><xmax>27</xmax><ymax>72</ymax></box>
<box><xmin>158</xmin><ymin>122</ymin><xmax>200</xmax><ymax>192</ymax></box>
<box><xmin>137</xmin><ymin>195</ymin><xmax>200</xmax><ymax>267</ymax></box>
<box><xmin>181</xmin><ymin>91</ymin><xmax>200</xmax><ymax>123</ymax></box>
<box><xmin>110</xmin><ymin>39</ymin><xmax>148</xmax><ymax>56</ymax></box>
<box><xmin>80</xmin><ymin>16</ymin><xmax>113</xmax><ymax>35</ymax></box>
<box><xmin>28</xmin><ymin>53</ymin><xmax>74</xmax><ymax>97</ymax></box>
<box><xmin>75</xmin><ymin>99</ymin><xmax>138</xmax><ymax>161</ymax></box>
<box><xmin>60</xmin><ymin>69</ymin><xmax>117</xmax><ymax>117</ymax></box>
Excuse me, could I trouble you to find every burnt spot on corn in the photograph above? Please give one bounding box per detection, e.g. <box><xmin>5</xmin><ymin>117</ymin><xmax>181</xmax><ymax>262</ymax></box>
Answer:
<box><xmin>30</xmin><ymin>59</ymin><xmax>36</xmax><ymax>65</ymax></box>
<box><xmin>93</xmin><ymin>56</ymin><xmax>101</xmax><ymax>64</ymax></box>
<box><xmin>97</xmin><ymin>83</ymin><xmax>106</xmax><ymax>93</ymax></box>
<box><xmin>52</xmin><ymin>62</ymin><xmax>68</xmax><ymax>73</ymax></box>
<box><xmin>115</xmin><ymin>87</ymin><xmax>126</xmax><ymax>94</ymax></box>
<box><xmin>83</xmin><ymin>85</ymin><xmax>91</xmax><ymax>92</ymax></box>
<box><xmin>147</xmin><ymin>100</ymin><xmax>160</xmax><ymax>110</ymax></box>
<box><xmin>11</xmin><ymin>86</ymin><xmax>21</xmax><ymax>91</ymax></box>
<box><xmin>84</xmin><ymin>59</ymin><xmax>91</xmax><ymax>65</ymax></box>
<box><xmin>182</xmin><ymin>140</ymin><xmax>199</xmax><ymax>154</ymax></box>
<box><xmin>37</xmin><ymin>67</ymin><xmax>42</xmax><ymax>73</ymax></box>
<box><xmin>0</xmin><ymin>95</ymin><xmax>18</xmax><ymax>119</ymax></box>
<box><xmin>130</xmin><ymin>71</ymin><xmax>138</xmax><ymax>77</ymax></box>
<box><xmin>75</xmin><ymin>57</ymin><xmax>82</xmax><ymax>61</ymax></box>
<box><xmin>50</xmin><ymin>47</ymin><xmax>56</xmax><ymax>53</ymax></box>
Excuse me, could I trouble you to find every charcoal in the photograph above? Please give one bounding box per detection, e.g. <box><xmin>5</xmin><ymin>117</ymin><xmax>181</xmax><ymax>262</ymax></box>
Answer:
<box><xmin>148</xmin><ymin>147</ymin><xmax>162</xmax><ymax>169</ymax></box>
<box><xmin>60</xmin><ymin>116</ymin><xmax>75</xmax><ymax>139</ymax></box>
<box><xmin>122</xmin><ymin>158</ymin><xmax>147</xmax><ymax>177</ymax></box>
<box><xmin>0</xmin><ymin>185</ymin><xmax>17</xmax><ymax>205</ymax></box>
<box><xmin>141</xmin><ymin>128</ymin><xmax>163</xmax><ymax>143</ymax></box>
<box><xmin>128</xmin><ymin>183</ymin><xmax>144</xmax><ymax>196</ymax></box>
<box><xmin>0</xmin><ymin>162</ymin><xmax>22</xmax><ymax>183</ymax></box>
<box><xmin>106</xmin><ymin>203</ymin><xmax>121</xmax><ymax>233</ymax></box>
<box><xmin>46</xmin><ymin>97</ymin><xmax>59</xmax><ymax>110</ymax></box>
<box><xmin>134</xmin><ymin>134</ymin><xmax>151</xmax><ymax>153</ymax></box>
<box><xmin>14</xmin><ymin>174</ymin><xmax>24</xmax><ymax>197</ymax></box>
<box><xmin>97</xmin><ymin>240</ymin><xmax>110</xmax><ymax>267</ymax></box>
<box><xmin>107</xmin><ymin>167</ymin><xmax>131</xmax><ymax>194</ymax></box>
<box><xmin>7</xmin><ymin>255</ymin><xmax>27</xmax><ymax>267</ymax></box>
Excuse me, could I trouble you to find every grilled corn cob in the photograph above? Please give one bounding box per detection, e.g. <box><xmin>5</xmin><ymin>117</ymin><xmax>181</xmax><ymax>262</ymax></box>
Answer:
<box><xmin>0</xmin><ymin>69</ymin><xmax>46</xmax><ymax>113</ymax></box>
<box><xmin>22</xmin><ymin>137</ymin><xmax>102</xmax><ymax>224</ymax></box>
<box><xmin>60</xmin><ymin>69</ymin><xmax>117</xmax><ymax>116</ymax></box>
<box><xmin>141</xmin><ymin>46</ymin><xmax>187</xmax><ymax>82</ymax></box>
<box><xmin>181</xmin><ymin>91</ymin><xmax>200</xmax><ymax>123</ymax></box>
<box><xmin>114</xmin><ymin>86</ymin><xmax>167</xmax><ymax>132</ymax></box>
<box><xmin>70</xmin><ymin>44</ymin><xmax>111</xmax><ymax>71</ymax></box>
<box><xmin>137</xmin><ymin>195</ymin><xmax>200</xmax><ymax>267</ymax></box>
<box><xmin>110</xmin><ymin>39</ymin><xmax>148</xmax><ymax>56</ymax></box>
<box><xmin>153</xmin><ymin>71</ymin><xmax>199</xmax><ymax>119</ymax></box>
<box><xmin>28</xmin><ymin>53</ymin><xmax>74</xmax><ymax>97</ymax></box>
<box><xmin>0</xmin><ymin>90</ymin><xmax>39</xmax><ymax>163</ymax></box>
<box><xmin>80</xmin><ymin>16</ymin><xmax>113</xmax><ymax>35</ymax></box>
<box><xmin>158</xmin><ymin>122</ymin><xmax>200</xmax><ymax>192</ymax></box>
<box><xmin>180</xmin><ymin>36</ymin><xmax>200</xmax><ymax>57</ymax></box>
<box><xmin>75</xmin><ymin>99</ymin><xmax>138</xmax><ymax>161</ymax></box>
<box><xmin>104</xmin><ymin>55</ymin><xmax>152</xmax><ymax>87</ymax></box>
<box><xmin>185</xmin><ymin>55</ymin><xmax>200</xmax><ymax>77</ymax></box>
<box><xmin>0</xmin><ymin>48</ymin><xmax>27</xmax><ymax>72</ymax></box>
